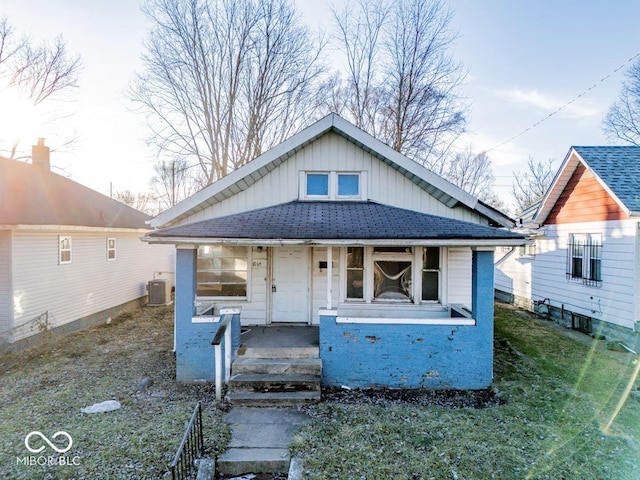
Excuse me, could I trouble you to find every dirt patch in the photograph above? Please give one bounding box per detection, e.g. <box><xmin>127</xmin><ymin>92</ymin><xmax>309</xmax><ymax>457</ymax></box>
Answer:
<box><xmin>320</xmin><ymin>385</ymin><xmax>505</xmax><ymax>409</ymax></box>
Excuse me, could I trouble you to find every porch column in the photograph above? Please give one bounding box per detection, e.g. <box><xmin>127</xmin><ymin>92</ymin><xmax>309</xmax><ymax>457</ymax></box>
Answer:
<box><xmin>175</xmin><ymin>245</ymin><xmax>197</xmax><ymax>382</ymax></box>
<box><xmin>326</xmin><ymin>246</ymin><xmax>333</xmax><ymax>309</ymax></box>
<box><xmin>471</xmin><ymin>248</ymin><xmax>495</xmax><ymax>322</ymax></box>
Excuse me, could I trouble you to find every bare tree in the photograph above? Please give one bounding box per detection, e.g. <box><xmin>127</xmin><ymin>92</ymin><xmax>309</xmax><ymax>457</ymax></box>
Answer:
<box><xmin>0</xmin><ymin>17</ymin><xmax>82</xmax><ymax>158</ymax></box>
<box><xmin>113</xmin><ymin>190</ymin><xmax>157</xmax><ymax>216</ymax></box>
<box><xmin>603</xmin><ymin>58</ymin><xmax>640</xmax><ymax>145</ymax></box>
<box><xmin>329</xmin><ymin>0</ymin><xmax>466</xmax><ymax>168</ymax></box>
<box><xmin>149</xmin><ymin>158</ymin><xmax>206</xmax><ymax>210</ymax></box>
<box><xmin>511</xmin><ymin>157</ymin><xmax>555</xmax><ymax>213</ymax></box>
<box><xmin>130</xmin><ymin>0</ymin><xmax>325</xmax><ymax>185</ymax></box>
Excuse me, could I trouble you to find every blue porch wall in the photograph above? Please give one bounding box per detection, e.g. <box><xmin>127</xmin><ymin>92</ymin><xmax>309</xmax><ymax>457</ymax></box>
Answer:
<box><xmin>175</xmin><ymin>248</ymin><xmax>240</xmax><ymax>383</ymax></box>
<box><xmin>319</xmin><ymin>250</ymin><xmax>495</xmax><ymax>389</ymax></box>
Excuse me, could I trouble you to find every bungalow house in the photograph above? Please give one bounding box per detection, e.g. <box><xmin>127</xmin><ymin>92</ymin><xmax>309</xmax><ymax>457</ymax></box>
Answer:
<box><xmin>0</xmin><ymin>140</ymin><xmax>174</xmax><ymax>344</ymax></box>
<box><xmin>144</xmin><ymin>114</ymin><xmax>525</xmax><ymax>394</ymax></box>
<box><xmin>496</xmin><ymin>146</ymin><xmax>640</xmax><ymax>350</ymax></box>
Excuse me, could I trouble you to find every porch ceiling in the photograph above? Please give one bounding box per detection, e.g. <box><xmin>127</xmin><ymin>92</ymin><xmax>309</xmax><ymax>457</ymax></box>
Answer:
<box><xmin>144</xmin><ymin>201</ymin><xmax>526</xmax><ymax>246</ymax></box>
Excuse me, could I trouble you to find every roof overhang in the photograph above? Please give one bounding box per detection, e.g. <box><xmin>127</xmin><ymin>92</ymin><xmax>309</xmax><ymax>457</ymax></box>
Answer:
<box><xmin>149</xmin><ymin>114</ymin><xmax>511</xmax><ymax>229</ymax></box>
<box><xmin>0</xmin><ymin>224</ymin><xmax>151</xmax><ymax>233</ymax></box>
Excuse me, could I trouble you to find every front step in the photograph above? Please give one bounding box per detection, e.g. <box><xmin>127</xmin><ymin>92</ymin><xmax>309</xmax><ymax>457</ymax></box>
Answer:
<box><xmin>217</xmin><ymin>447</ymin><xmax>290</xmax><ymax>475</ymax></box>
<box><xmin>226</xmin><ymin>390</ymin><xmax>321</xmax><ymax>407</ymax></box>
<box><xmin>233</xmin><ymin>357</ymin><xmax>322</xmax><ymax>375</ymax></box>
<box><xmin>230</xmin><ymin>373</ymin><xmax>321</xmax><ymax>392</ymax></box>
<box><xmin>237</xmin><ymin>345</ymin><xmax>319</xmax><ymax>359</ymax></box>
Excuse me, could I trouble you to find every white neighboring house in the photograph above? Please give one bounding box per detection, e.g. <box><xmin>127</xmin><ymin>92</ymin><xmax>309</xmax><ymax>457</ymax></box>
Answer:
<box><xmin>0</xmin><ymin>141</ymin><xmax>175</xmax><ymax>344</ymax></box>
<box><xmin>496</xmin><ymin>146</ymin><xmax>640</xmax><ymax>349</ymax></box>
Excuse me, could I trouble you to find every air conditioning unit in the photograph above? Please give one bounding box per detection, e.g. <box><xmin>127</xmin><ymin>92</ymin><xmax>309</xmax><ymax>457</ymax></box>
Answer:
<box><xmin>148</xmin><ymin>279</ymin><xmax>172</xmax><ymax>306</ymax></box>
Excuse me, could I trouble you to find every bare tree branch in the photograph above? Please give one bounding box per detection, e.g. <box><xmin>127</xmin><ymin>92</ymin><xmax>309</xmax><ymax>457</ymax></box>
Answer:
<box><xmin>511</xmin><ymin>157</ymin><xmax>555</xmax><ymax>213</ymax></box>
<box><xmin>603</xmin><ymin>59</ymin><xmax>640</xmax><ymax>145</ymax></box>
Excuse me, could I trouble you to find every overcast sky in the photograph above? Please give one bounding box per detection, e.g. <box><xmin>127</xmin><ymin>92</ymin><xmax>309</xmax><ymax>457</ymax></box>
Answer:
<box><xmin>2</xmin><ymin>0</ymin><xmax>640</xmax><ymax>208</ymax></box>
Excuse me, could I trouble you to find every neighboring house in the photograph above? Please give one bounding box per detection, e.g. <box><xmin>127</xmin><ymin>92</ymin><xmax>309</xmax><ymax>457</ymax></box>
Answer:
<box><xmin>496</xmin><ymin>146</ymin><xmax>640</xmax><ymax>349</ymax></box>
<box><xmin>144</xmin><ymin>114</ymin><xmax>525</xmax><ymax>389</ymax></box>
<box><xmin>0</xmin><ymin>140</ymin><xmax>174</xmax><ymax>344</ymax></box>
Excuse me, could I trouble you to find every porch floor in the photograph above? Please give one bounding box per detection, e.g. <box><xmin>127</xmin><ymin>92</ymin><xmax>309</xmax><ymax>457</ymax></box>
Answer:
<box><xmin>240</xmin><ymin>325</ymin><xmax>319</xmax><ymax>349</ymax></box>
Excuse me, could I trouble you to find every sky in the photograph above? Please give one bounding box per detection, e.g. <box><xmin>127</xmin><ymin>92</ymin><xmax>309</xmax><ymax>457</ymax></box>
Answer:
<box><xmin>2</xmin><ymin>0</ymin><xmax>640</xmax><ymax>209</ymax></box>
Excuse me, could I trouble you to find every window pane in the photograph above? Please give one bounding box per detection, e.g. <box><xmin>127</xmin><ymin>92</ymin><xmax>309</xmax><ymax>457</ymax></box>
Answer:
<box><xmin>60</xmin><ymin>250</ymin><xmax>71</xmax><ymax>263</ymax></box>
<box><xmin>347</xmin><ymin>270</ymin><xmax>364</xmax><ymax>299</ymax></box>
<box><xmin>307</xmin><ymin>173</ymin><xmax>329</xmax><ymax>195</ymax></box>
<box><xmin>423</xmin><ymin>247</ymin><xmax>439</xmax><ymax>270</ymax></box>
<box><xmin>374</xmin><ymin>261</ymin><xmax>411</xmax><ymax>300</ymax></box>
<box><xmin>422</xmin><ymin>271</ymin><xmax>439</xmax><ymax>301</ymax></box>
<box><xmin>338</xmin><ymin>174</ymin><xmax>359</xmax><ymax>196</ymax></box>
<box><xmin>572</xmin><ymin>258</ymin><xmax>583</xmax><ymax>278</ymax></box>
<box><xmin>347</xmin><ymin>247</ymin><xmax>363</xmax><ymax>268</ymax></box>
<box><xmin>590</xmin><ymin>259</ymin><xmax>602</xmax><ymax>281</ymax></box>
<box><xmin>197</xmin><ymin>245</ymin><xmax>248</xmax><ymax>297</ymax></box>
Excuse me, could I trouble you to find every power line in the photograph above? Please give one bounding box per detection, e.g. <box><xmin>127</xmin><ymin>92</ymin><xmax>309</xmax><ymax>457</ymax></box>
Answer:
<box><xmin>484</xmin><ymin>50</ymin><xmax>640</xmax><ymax>154</ymax></box>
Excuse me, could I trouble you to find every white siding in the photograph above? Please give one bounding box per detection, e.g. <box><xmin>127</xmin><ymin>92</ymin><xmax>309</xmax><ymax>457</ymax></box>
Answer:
<box><xmin>311</xmin><ymin>247</ymin><xmax>339</xmax><ymax>324</ymax></box>
<box><xmin>496</xmin><ymin>219</ymin><xmax>638</xmax><ymax>330</ymax></box>
<box><xmin>179</xmin><ymin>132</ymin><xmax>483</xmax><ymax>225</ymax></box>
<box><xmin>446</xmin><ymin>247</ymin><xmax>472</xmax><ymax>309</ymax></box>
<box><xmin>0</xmin><ymin>230</ymin><xmax>11</xmax><ymax>334</ymax></box>
<box><xmin>11</xmin><ymin>230</ymin><xmax>175</xmax><ymax>341</ymax></box>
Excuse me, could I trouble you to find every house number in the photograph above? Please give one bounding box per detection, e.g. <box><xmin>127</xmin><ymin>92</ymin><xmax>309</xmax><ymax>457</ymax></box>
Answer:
<box><xmin>252</xmin><ymin>261</ymin><xmax>263</xmax><ymax>267</ymax></box>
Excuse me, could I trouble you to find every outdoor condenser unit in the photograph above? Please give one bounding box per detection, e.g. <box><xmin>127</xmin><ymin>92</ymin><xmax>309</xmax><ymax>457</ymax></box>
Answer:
<box><xmin>148</xmin><ymin>279</ymin><xmax>171</xmax><ymax>306</ymax></box>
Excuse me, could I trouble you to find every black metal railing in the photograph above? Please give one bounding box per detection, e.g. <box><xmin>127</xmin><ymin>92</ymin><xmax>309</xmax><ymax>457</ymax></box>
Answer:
<box><xmin>170</xmin><ymin>401</ymin><xmax>204</xmax><ymax>480</ymax></box>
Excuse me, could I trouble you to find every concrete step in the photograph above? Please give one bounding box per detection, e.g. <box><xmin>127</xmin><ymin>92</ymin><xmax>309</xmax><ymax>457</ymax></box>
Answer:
<box><xmin>229</xmin><ymin>373</ymin><xmax>321</xmax><ymax>392</ymax></box>
<box><xmin>237</xmin><ymin>345</ymin><xmax>319</xmax><ymax>359</ymax></box>
<box><xmin>232</xmin><ymin>357</ymin><xmax>322</xmax><ymax>375</ymax></box>
<box><xmin>217</xmin><ymin>447</ymin><xmax>290</xmax><ymax>476</ymax></box>
<box><xmin>226</xmin><ymin>390</ymin><xmax>321</xmax><ymax>407</ymax></box>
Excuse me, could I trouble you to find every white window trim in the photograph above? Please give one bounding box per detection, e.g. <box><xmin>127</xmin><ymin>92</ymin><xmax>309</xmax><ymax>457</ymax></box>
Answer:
<box><xmin>340</xmin><ymin>246</ymin><xmax>444</xmax><ymax>305</ymax></box>
<box><xmin>59</xmin><ymin>236</ymin><xmax>72</xmax><ymax>265</ymax></box>
<box><xmin>107</xmin><ymin>237</ymin><xmax>116</xmax><ymax>261</ymax></box>
<box><xmin>300</xmin><ymin>170</ymin><xmax>367</xmax><ymax>200</ymax></box>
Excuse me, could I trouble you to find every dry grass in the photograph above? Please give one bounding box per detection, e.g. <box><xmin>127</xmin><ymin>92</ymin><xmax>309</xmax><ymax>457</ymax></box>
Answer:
<box><xmin>0</xmin><ymin>304</ymin><xmax>229</xmax><ymax>479</ymax></box>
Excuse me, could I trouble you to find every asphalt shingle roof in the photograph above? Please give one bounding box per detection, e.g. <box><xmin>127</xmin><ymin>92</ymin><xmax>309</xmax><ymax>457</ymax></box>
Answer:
<box><xmin>573</xmin><ymin>146</ymin><xmax>640</xmax><ymax>213</ymax></box>
<box><xmin>0</xmin><ymin>157</ymin><xmax>151</xmax><ymax>228</ymax></box>
<box><xmin>147</xmin><ymin>201</ymin><xmax>524</xmax><ymax>241</ymax></box>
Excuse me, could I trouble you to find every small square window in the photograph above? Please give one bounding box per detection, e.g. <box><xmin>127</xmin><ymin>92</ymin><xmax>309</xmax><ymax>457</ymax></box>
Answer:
<box><xmin>338</xmin><ymin>174</ymin><xmax>359</xmax><ymax>196</ymax></box>
<box><xmin>59</xmin><ymin>236</ymin><xmax>72</xmax><ymax>264</ymax></box>
<box><xmin>107</xmin><ymin>238</ymin><xmax>116</xmax><ymax>261</ymax></box>
<box><xmin>306</xmin><ymin>173</ymin><xmax>329</xmax><ymax>196</ymax></box>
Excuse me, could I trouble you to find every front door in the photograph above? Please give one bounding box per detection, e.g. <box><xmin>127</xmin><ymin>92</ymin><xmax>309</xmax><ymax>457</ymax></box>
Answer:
<box><xmin>271</xmin><ymin>246</ymin><xmax>309</xmax><ymax>323</ymax></box>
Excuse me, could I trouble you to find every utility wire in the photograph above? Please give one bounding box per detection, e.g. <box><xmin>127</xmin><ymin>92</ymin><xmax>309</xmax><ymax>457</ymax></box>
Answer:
<box><xmin>484</xmin><ymin>51</ymin><xmax>640</xmax><ymax>154</ymax></box>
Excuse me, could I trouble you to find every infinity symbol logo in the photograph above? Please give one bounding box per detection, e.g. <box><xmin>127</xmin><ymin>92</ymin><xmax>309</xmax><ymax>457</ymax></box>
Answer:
<box><xmin>25</xmin><ymin>431</ymin><xmax>73</xmax><ymax>454</ymax></box>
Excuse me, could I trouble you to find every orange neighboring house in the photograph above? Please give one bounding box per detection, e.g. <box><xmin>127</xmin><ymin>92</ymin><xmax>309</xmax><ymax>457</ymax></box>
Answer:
<box><xmin>496</xmin><ymin>146</ymin><xmax>640</xmax><ymax>350</ymax></box>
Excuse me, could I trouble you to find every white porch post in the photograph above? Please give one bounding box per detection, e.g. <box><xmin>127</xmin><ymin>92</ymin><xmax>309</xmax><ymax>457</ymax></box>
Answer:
<box><xmin>326</xmin><ymin>246</ymin><xmax>333</xmax><ymax>309</ymax></box>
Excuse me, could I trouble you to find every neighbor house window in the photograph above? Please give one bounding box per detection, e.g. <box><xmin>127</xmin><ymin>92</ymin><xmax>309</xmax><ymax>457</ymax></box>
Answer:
<box><xmin>567</xmin><ymin>234</ymin><xmax>602</xmax><ymax>286</ymax></box>
<box><xmin>337</xmin><ymin>173</ymin><xmax>360</xmax><ymax>197</ymax></box>
<box><xmin>306</xmin><ymin>173</ymin><xmax>329</xmax><ymax>196</ymax></box>
<box><xmin>197</xmin><ymin>246</ymin><xmax>248</xmax><ymax>297</ymax></box>
<box><xmin>59</xmin><ymin>236</ymin><xmax>72</xmax><ymax>264</ymax></box>
<box><xmin>422</xmin><ymin>247</ymin><xmax>440</xmax><ymax>301</ymax></box>
<box><xmin>107</xmin><ymin>238</ymin><xmax>116</xmax><ymax>261</ymax></box>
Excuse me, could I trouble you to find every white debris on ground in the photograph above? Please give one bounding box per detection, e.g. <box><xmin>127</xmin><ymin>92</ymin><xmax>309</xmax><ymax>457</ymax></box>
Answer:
<box><xmin>81</xmin><ymin>400</ymin><xmax>122</xmax><ymax>414</ymax></box>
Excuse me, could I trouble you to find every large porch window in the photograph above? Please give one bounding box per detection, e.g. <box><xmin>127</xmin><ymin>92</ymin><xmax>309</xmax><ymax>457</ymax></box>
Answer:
<box><xmin>197</xmin><ymin>246</ymin><xmax>248</xmax><ymax>298</ymax></box>
<box><xmin>343</xmin><ymin>246</ymin><xmax>441</xmax><ymax>304</ymax></box>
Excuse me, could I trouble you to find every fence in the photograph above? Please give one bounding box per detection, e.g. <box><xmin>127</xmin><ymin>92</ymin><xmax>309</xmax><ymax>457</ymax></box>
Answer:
<box><xmin>169</xmin><ymin>401</ymin><xmax>204</xmax><ymax>480</ymax></box>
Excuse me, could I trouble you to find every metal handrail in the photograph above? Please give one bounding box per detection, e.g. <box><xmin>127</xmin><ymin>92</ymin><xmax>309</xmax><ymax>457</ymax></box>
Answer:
<box><xmin>211</xmin><ymin>314</ymin><xmax>233</xmax><ymax>400</ymax></box>
<box><xmin>170</xmin><ymin>401</ymin><xmax>204</xmax><ymax>480</ymax></box>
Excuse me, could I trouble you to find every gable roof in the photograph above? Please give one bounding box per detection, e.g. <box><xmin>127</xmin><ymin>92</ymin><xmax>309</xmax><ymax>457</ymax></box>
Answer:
<box><xmin>144</xmin><ymin>200</ymin><xmax>525</xmax><ymax>246</ymax></box>
<box><xmin>0</xmin><ymin>157</ymin><xmax>151</xmax><ymax>229</ymax></box>
<box><xmin>150</xmin><ymin>114</ymin><xmax>513</xmax><ymax>229</ymax></box>
<box><xmin>536</xmin><ymin>146</ymin><xmax>640</xmax><ymax>223</ymax></box>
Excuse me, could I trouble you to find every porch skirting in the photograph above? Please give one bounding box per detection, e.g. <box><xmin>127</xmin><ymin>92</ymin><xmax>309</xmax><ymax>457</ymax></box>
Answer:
<box><xmin>319</xmin><ymin>311</ymin><xmax>492</xmax><ymax>389</ymax></box>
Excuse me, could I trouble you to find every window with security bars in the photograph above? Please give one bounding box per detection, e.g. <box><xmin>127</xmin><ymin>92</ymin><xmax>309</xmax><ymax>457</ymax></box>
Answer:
<box><xmin>566</xmin><ymin>233</ymin><xmax>602</xmax><ymax>286</ymax></box>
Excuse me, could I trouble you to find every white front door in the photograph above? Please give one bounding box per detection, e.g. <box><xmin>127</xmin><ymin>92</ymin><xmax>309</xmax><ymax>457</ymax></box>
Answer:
<box><xmin>271</xmin><ymin>246</ymin><xmax>310</xmax><ymax>323</ymax></box>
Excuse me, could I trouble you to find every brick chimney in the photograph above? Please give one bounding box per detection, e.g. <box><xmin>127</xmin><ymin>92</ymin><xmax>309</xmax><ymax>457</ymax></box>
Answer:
<box><xmin>32</xmin><ymin>138</ymin><xmax>50</xmax><ymax>170</ymax></box>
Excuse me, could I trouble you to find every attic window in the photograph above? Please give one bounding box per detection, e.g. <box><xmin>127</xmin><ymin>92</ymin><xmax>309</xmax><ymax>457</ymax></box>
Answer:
<box><xmin>302</xmin><ymin>171</ymin><xmax>366</xmax><ymax>200</ymax></box>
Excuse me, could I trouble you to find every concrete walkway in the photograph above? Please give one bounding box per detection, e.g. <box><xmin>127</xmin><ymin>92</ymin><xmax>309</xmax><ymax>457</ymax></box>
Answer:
<box><xmin>217</xmin><ymin>407</ymin><xmax>311</xmax><ymax>476</ymax></box>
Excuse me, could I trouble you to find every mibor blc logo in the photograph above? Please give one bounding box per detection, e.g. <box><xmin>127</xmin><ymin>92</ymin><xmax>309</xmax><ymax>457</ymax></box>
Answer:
<box><xmin>17</xmin><ymin>431</ymin><xmax>80</xmax><ymax>467</ymax></box>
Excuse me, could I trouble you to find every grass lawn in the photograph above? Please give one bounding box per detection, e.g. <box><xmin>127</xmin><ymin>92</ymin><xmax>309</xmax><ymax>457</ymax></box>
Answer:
<box><xmin>0</xmin><ymin>304</ymin><xmax>230</xmax><ymax>479</ymax></box>
<box><xmin>1</xmin><ymin>303</ymin><xmax>638</xmax><ymax>479</ymax></box>
<box><xmin>291</xmin><ymin>304</ymin><xmax>640</xmax><ymax>480</ymax></box>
